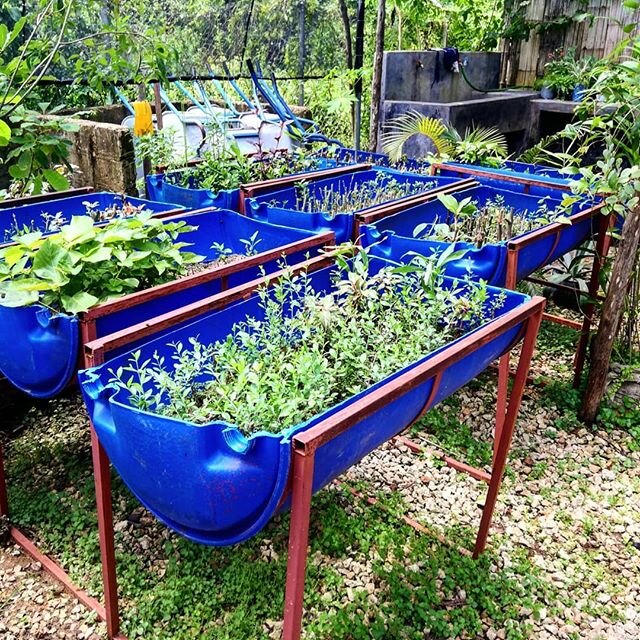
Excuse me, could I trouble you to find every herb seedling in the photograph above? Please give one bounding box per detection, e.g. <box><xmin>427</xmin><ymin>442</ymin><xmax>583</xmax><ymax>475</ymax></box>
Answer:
<box><xmin>292</xmin><ymin>175</ymin><xmax>433</xmax><ymax>219</ymax></box>
<box><xmin>413</xmin><ymin>193</ymin><xmax>572</xmax><ymax>247</ymax></box>
<box><xmin>110</xmin><ymin>249</ymin><xmax>505</xmax><ymax>436</ymax></box>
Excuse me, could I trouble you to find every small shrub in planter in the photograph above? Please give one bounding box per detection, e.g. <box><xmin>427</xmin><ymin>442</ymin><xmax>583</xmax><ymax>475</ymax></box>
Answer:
<box><xmin>110</xmin><ymin>250</ymin><xmax>506</xmax><ymax>436</ymax></box>
<box><xmin>412</xmin><ymin>192</ymin><xmax>575</xmax><ymax>248</ymax></box>
<box><xmin>171</xmin><ymin>147</ymin><xmax>323</xmax><ymax>193</ymax></box>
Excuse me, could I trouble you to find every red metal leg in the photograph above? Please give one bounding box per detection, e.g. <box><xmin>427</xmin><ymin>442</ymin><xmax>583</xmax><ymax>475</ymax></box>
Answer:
<box><xmin>474</xmin><ymin>307</ymin><xmax>544</xmax><ymax>558</ymax></box>
<box><xmin>282</xmin><ymin>447</ymin><xmax>316</xmax><ymax>640</ymax></box>
<box><xmin>494</xmin><ymin>248</ymin><xmax>520</xmax><ymax>452</ymax></box>
<box><xmin>494</xmin><ymin>354</ymin><xmax>510</xmax><ymax>464</ymax></box>
<box><xmin>573</xmin><ymin>215</ymin><xmax>611</xmax><ymax>388</ymax></box>
<box><xmin>0</xmin><ymin>443</ymin><xmax>8</xmax><ymax>517</ymax></box>
<box><xmin>90</xmin><ymin>426</ymin><xmax>121</xmax><ymax>639</ymax></box>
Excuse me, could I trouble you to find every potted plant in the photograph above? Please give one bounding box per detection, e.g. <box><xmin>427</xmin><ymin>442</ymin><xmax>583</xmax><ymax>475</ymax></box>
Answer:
<box><xmin>542</xmin><ymin>51</ymin><xmax>576</xmax><ymax>100</ymax></box>
<box><xmin>542</xmin><ymin>50</ymin><xmax>596</xmax><ymax>102</ymax></box>
<box><xmin>569</xmin><ymin>56</ymin><xmax>596</xmax><ymax>102</ymax></box>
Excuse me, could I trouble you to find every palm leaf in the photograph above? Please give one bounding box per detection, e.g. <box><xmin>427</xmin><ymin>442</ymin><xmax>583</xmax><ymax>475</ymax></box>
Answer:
<box><xmin>381</xmin><ymin>111</ymin><xmax>453</xmax><ymax>161</ymax></box>
<box><xmin>460</xmin><ymin>127</ymin><xmax>508</xmax><ymax>155</ymax></box>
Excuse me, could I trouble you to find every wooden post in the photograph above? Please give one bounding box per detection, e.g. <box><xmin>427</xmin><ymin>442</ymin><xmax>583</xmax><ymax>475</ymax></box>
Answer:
<box><xmin>298</xmin><ymin>0</ymin><xmax>306</xmax><ymax>105</ymax></box>
<box><xmin>368</xmin><ymin>0</ymin><xmax>386</xmax><ymax>152</ymax></box>
<box><xmin>581</xmin><ymin>204</ymin><xmax>640</xmax><ymax>423</ymax></box>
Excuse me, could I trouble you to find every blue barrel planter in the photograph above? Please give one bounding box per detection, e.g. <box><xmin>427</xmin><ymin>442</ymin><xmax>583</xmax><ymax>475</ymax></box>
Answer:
<box><xmin>0</xmin><ymin>209</ymin><xmax>324</xmax><ymax>398</ymax></box>
<box><xmin>439</xmin><ymin>161</ymin><xmax>581</xmax><ymax>189</ymax></box>
<box><xmin>324</xmin><ymin>147</ymin><xmax>432</xmax><ymax>173</ymax></box>
<box><xmin>146</xmin><ymin>172</ymin><xmax>240</xmax><ymax>212</ymax></box>
<box><xmin>246</xmin><ymin>169</ymin><xmax>461</xmax><ymax>244</ymax></box>
<box><xmin>362</xmin><ymin>185</ymin><xmax>600</xmax><ymax>287</ymax></box>
<box><xmin>146</xmin><ymin>158</ymin><xmax>339</xmax><ymax>213</ymax></box>
<box><xmin>0</xmin><ymin>192</ymin><xmax>184</xmax><ymax>244</ymax></box>
<box><xmin>78</xmin><ymin>256</ymin><xmax>531</xmax><ymax>546</ymax></box>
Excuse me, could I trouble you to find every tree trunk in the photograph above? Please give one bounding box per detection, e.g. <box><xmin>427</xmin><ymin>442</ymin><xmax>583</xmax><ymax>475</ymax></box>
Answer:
<box><xmin>338</xmin><ymin>0</ymin><xmax>353</xmax><ymax>69</ymax></box>
<box><xmin>369</xmin><ymin>0</ymin><xmax>386</xmax><ymax>152</ymax></box>
<box><xmin>298</xmin><ymin>0</ymin><xmax>306</xmax><ymax>105</ymax></box>
<box><xmin>352</xmin><ymin>0</ymin><xmax>366</xmax><ymax>151</ymax></box>
<box><xmin>580</xmin><ymin>204</ymin><xmax>640</xmax><ymax>423</ymax></box>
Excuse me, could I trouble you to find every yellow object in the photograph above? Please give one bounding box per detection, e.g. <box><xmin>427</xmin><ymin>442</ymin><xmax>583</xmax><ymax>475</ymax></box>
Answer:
<box><xmin>133</xmin><ymin>100</ymin><xmax>154</xmax><ymax>136</ymax></box>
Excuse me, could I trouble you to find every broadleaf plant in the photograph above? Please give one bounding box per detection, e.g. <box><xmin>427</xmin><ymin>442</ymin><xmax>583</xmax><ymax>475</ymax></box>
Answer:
<box><xmin>0</xmin><ymin>212</ymin><xmax>203</xmax><ymax>314</ymax></box>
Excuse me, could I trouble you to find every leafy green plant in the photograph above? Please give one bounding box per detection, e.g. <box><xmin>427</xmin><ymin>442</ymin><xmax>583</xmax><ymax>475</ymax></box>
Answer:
<box><xmin>413</xmin><ymin>193</ymin><xmax>572</xmax><ymax>247</ymax></box>
<box><xmin>542</xmin><ymin>49</ymin><xmax>597</xmax><ymax>98</ymax></box>
<box><xmin>110</xmin><ymin>249</ymin><xmax>505</xmax><ymax>435</ymax></box>
<box><xmin>442</xmin><ymin>126</ymin><xmax>509</xmax><ymax>168</ymax></box>
<box><xmin>0</xmin><ymin>212</ymin><xmax>202</xmax><ymax>314</ymax></box>
<box><xmin>134</xmin><ymin>129</ymin><xmax>182</xmax><ymax>175</ymax></box>
<box><xmin>171</xmin><ymin>146</ymin><xmax>321</xmax><ymax>194</ymax></box>
<box><xmin>292</xmin><ymin>174</ymin><xmax>433</xmax><ymax>219</ymax></box>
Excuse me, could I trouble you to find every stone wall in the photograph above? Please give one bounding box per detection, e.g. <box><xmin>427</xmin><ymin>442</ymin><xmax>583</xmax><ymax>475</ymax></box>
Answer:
<box><xmin>47</xmin><ymin>115</ymin><xmax>138</xmax><ymax>195</ymax></box>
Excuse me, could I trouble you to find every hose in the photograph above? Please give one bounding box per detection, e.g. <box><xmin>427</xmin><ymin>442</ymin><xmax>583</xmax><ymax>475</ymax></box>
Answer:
<box><xmin>459</xmin><ymin>62</ymin><xmax>504</xmax><ymax>94</ymax></box>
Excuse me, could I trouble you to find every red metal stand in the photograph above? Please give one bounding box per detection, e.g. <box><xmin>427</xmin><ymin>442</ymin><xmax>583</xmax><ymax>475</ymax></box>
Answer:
<box><xmin>281</xmin><ymin>299</ymin><xmax>545</xmax><ymax>639</ymax></box>
<box><xmin>0</xmin><ymin>446</ymin><xmax>123</xmax><ymax>637</ymax></box>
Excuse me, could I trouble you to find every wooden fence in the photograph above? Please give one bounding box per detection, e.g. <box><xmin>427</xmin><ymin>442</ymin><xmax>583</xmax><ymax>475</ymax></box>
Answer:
<box><xmin>501</xmin><ymin>0</ymin><xmax>640</xmax><ymax>87</ymax></box>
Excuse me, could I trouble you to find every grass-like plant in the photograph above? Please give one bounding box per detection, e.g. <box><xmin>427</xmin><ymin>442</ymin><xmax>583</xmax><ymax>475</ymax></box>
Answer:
<box><xmin>0</xmin><ymin>212</ymin><xmax>203</xmax><ymax>314</ymax></box>
<box><xmin>109</xmin><ymin>249</ymin><xmax>505</xmax><ymax>436</ymax></box>
<box><xmin>413</xmin><ymin>193</ymin><xmax>574</xmax><ymax>247</ymax></box>
<box><xmin>292</xmin><ymin>174</ymin><xmax>433</xmax><ymax>219</ymax></box>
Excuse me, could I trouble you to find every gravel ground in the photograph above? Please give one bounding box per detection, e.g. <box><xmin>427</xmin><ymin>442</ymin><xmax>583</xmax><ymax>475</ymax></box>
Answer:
<box><xmin>339</xmin><ymin>384</ymin><xmax>640</xmax><ymax>640</ymax></box>
<box><xmin>0</xmin><ymin>545</ymin><xmax>104</xmax><ymax>639</ymax></box>
<box><xmin>0</xmin><ymin>315</ymin><xmax>638</xmax><ymax>639</ymax></box>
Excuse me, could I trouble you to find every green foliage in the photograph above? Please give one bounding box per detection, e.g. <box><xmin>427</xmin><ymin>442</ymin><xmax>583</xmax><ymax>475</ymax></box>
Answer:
<box><xmin>381</xmin><ymin>111</ymin><xmax>453</xmax><ymax>161</ymax></box>
<box><xmin>414</xmin><ymin>193</ymin><xmax>572</xmax><ymax>247</ymax></box>
<box><xmin>443</xmin><ymin>126</ymin><xmax>509</xmax><ymax>168</ymax></box>
<box><xmin>134</xmin><ymin>129</ymin><xmax>181</xmax><ymax>174</ymax></box>
<box><xmin>175</xmin><ymin>146</ymin><xmax>321</xmax><ymax>193</ymax></box>
<box><xmin>382</xmin><ymin>111</ymin><xmax>508</xmax><ymax>167</ymax></box>
<box><xmin>110</xmin><ymin>250</ymin><xmax>504</xmax><ymax>435</ymax></box>
<box><xmin>0</xmin><ymin>106</ymin><xmax>78</xmax><ymax>199</ymax></box>
<box><xmin>293</xmin><ymin>174</ymin><xmax>433</xmax><ymax>218</ymax></box>
<box><xmin>0</xmin><ymin>212</ymin><xmax>202</xmax><ymax>314</ymax></box>
<box><xmin>542</xmin><ymin>50</ymin><xmax>597</xmax><ymax>98</ymax></box>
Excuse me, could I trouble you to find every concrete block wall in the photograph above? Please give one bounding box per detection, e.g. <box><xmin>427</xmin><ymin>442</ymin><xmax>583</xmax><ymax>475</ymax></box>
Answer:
<box><xmin>381</xmin><ymin>51</ymin><xmax>502</xmax><ymax>104</ymax></box>
<box><xmin>377</xmin><ymin>50</ymin><xmax>538</xmax><ymax>156</ymax></box>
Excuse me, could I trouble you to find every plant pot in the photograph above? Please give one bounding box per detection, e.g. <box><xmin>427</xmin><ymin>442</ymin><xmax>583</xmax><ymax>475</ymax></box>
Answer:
<box><xmin>540</xmin><ymin>86</ymin><xmax>555</xmax><ymax>100</ymax></box>
<box><xmin>572</xmin><ymin>84</ymin><xmax>587</xmax><ymax>102</ymax></box>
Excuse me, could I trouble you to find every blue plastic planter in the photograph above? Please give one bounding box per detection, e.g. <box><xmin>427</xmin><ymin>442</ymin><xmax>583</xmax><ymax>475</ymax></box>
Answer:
<box><xmin>0</xmin><ymin>192</ymin><xmax>183</xmax><ymax>244</ymax></box>
<box><xmin>362</xmin><ymin>185</ymin><xmax>598</xmax><ymax>287</ymax></box>
<box><xmin>439</xmin><ymin>161</ymin><xmax>581</xmax><ymax>188</ymax></box>
<box><xmin>246</xmin><ymin>169</ymin><xmax>461</xmax><ymax>243</ymax></box>
<box><xmin>78</xmin><ymin>256</ymin><xmax>531</xmax><ymax>546</ymax></box>
<box><xmin>146</xmin><ymin>159</ymin><xmax>339</xmax><ymax>213</ymax></box>
<box><xmin>0</xmin><ymin>209</ymin><xmax>322</xmax><ymax>398</ymax></box>
<box><xmin>146</xmin><ymin>172</ymin><xmax>240</xmax><ymax>212</ymax></box>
